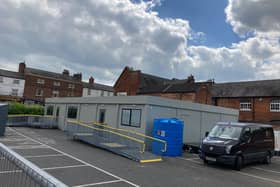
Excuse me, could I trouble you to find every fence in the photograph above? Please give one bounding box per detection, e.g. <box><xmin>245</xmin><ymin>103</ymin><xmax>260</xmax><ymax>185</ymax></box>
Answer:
<box><xmin>7</xmin><ymin>115</ymin><xmax>58</xmax><ymax>128</ymax></box>
<box><xmin>0</xmin><ymin>143</ymin><xmax>67</xmax><ymax>187</ymax></box>
<box><xmin>66</xmin><ymin>120</ymin><xmax>166</xmax><ymax>162</ymax></box>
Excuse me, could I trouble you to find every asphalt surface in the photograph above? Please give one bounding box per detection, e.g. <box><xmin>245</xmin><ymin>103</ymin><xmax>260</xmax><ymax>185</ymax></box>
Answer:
<box><xmin>1</xmin><ymin>127</ymin><xmax>280</xmax><ymax>187</ymax></box>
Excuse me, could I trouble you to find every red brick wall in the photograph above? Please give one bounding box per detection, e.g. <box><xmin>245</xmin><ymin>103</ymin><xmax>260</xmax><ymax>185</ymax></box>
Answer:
<box><xmin>214</xmin><ymin>97</ymin><xmax>280</xmax><ymax>125</ymax></box>
<box><xmin>195</xmin><ymin>85</ymin><xmax>212</xmax><ymax>104</ymax></box>
<box><xmin>23</xmin><ymin>74</ymin><xmax>82</xmax><ymax>102</ymax></box>
<box><xmin>143</xmin><ymin>92</ymin><xmax>196</xmax><ymax>102</ymax></box>
<box><xmin>114</xmin><ymin>69</ymin><xmax>140</xmax><ymax>95</ymax></box>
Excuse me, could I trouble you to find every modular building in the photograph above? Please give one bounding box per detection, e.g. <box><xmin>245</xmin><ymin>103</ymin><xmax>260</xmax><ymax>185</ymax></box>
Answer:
<box><xmin>45</xmin><ymin>96</ymin><xmax>239</xmax><ymax>146</ymax></box>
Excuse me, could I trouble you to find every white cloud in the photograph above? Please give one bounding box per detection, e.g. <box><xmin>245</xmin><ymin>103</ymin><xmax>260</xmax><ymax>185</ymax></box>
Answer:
<box><xmin>0</xmin><ymin>0</ymin><xmax>279</xmax><ymax>84</ymax></box>
<box><xmin>226</xmin><ymin>0</ymin><xmax>280</xmax><ymax>37</ymax></box>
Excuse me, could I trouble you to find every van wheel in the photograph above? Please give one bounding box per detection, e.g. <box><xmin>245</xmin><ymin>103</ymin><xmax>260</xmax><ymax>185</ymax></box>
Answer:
<box><xmin>263</xmin><ymin>153</ymin><xmax>271</xmax><ymax>164</ymax></box>
<box><xmin>234</xmin><ymin>156</ymin><xmax>243</xmax><ymax>171</ymax></box>
<box><xmin>203</xmin><ymin>159</ymin><xmax>208</xmax><ymax>164</ymax></box>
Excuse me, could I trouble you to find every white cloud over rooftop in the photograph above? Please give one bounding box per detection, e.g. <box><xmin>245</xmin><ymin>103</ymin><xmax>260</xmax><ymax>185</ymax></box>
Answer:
<box><xmin>0</xmin><ymin>0</ymin><xmax>279</xmax><ymax>84</ymax></box>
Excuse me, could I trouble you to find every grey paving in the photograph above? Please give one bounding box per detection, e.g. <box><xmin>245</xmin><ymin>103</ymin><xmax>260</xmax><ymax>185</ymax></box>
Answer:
<box><xmin>1</xmin><ymin>127</ymin><xmax>280</xmax><ymax>187</ymax></box>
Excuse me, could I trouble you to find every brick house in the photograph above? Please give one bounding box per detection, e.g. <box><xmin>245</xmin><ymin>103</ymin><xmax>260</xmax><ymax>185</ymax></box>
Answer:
<box><xmin>82</xmin><ymin>76</ymin><xmax>114</xmax><ymax>97</ymax></box>
<box><xmin>19</xmin><ymin>63</ymin><xmax>83</xmax><ymax>104</ymax></box>
<box><xmin>211</xmin><ymin>80</ymin><xmax>280</xmax><ymax>126</ymax></box>
<box><xmin>114</xmin><ymin>67</ymin><xmax>213</xmax><ymax>104</ymax></box>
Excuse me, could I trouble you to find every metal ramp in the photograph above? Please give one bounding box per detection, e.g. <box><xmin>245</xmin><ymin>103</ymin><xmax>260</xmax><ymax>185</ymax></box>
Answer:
<box><xmin>66</xmin><ymin>120</ymin><xmax>166</xmax><ymax>163</ymax></box>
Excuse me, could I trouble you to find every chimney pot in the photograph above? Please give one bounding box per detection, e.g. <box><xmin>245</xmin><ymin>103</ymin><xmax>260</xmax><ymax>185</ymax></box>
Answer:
<box><xmin>18</xmin><ymin>62</ymin><xmax>26</xmax><ymax>73</ymax></box>
<box><xmin>62</xmin><ymin>69</ymin><xmax>70</xmax><ymax>76</ymax></box>
<box><xmin>187</xmin><ymin>74</ymin><xmax>195</xmax><ymax>83</ymax></box>
<box><xmin>89</xmin><ymin>76</ymin><xmax>94</xmax><ymax>84</ymax></box>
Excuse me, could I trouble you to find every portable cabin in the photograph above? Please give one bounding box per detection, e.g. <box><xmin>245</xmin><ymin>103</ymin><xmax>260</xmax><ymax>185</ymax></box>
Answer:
<box><xmin>45</xmin><ymin>96</ymin><xmax>239</xmax><ymax>147</ymax></box>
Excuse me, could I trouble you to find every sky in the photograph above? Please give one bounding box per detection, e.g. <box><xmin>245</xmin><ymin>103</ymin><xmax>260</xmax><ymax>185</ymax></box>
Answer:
<box><xmin>0</xmin><ymin>0</ymin><xmax>280</xmax><ymax>85</ymax></box>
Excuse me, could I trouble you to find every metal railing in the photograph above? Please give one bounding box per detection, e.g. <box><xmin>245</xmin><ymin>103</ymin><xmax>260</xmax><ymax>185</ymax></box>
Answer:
<box><xmin>66</xmin><ymin>120</ymin><xmax>146</xmax><ymax>154</ymax></box>
<box><xmin>7</xmin><ymin>115</ymin><xmax>58</xmax><ymax>128</ymax></box>
<box><xmin>0</xmin><ymin>143</ymin><xmax>68</xmax><ymax>187</ymax></box>
<box><xmin>66</xmin><ymin>120</ymin><xmax>166</xmax><ymax>155</ymax></box>
<box><xmin>91</xmin><ymin>122</ymin><xmax>167</xmax><ymax>152</ymax></box>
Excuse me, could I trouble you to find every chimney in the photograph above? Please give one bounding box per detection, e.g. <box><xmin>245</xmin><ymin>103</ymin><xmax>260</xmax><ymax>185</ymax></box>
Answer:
<box><xmin>62</xmin><ymin>69</ymin><xmax>69</xmax><ymax>76</ymax></box>
<box><xmin>89</xmin><ymin>76</ymin><xmax>94</xmax><ymax>84</ymax></box>
<box><xmin>73</xmin><ymin>73</ymin><xmax>82</xmax><ymax>81</ymax></box>
<box><xmin>187</xmin><ymin>74</ymin><xmax>195</xmax><ymax>83</ymax></box>
<box><xmin>18</xmin><ymin>62</ymin><xmax>26</xmax><ymax>74</ymax></box>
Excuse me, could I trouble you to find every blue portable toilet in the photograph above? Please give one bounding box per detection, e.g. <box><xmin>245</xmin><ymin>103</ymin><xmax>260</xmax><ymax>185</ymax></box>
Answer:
<box><xmin>152</xmin><ymin>118</ymin><xmax>184</xmax><ymax>156</ymax></box>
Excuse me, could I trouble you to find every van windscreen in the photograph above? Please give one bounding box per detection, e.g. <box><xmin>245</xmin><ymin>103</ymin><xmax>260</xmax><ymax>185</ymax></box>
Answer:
<box><xmin>209</xmin><ymin>125</ymin><xmax>243</xmax><ymax>140</ymax></box>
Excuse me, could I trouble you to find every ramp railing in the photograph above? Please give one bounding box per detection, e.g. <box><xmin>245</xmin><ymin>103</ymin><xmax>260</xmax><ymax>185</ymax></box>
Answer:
<box><xmin>7</xmin><ymin>115</ymin><xmax>58</xmax><ymax>128</ymax></box>
<box><xmin>66</xmin><ymin>120</ymin><xmax>166</xmax><ymax>162</ymax></box>
<box><xmin>90</xmin><ymin>122</ymin><xmax>167</xmax><ymax>152</ymax></box>
<box><xmin>0</xmin><ymin>143</ymin><xmax>68</xmax><ymax>187</ymax></box>
<box><xmin>66</xmin><ymin>120</ymin><xmax>146</xmax><ymax>154</ymax></box>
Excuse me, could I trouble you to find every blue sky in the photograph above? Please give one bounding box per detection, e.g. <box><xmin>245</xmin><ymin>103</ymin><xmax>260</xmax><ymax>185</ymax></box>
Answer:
<box><xmin>0</xmin><ymin>0</ymin><xmax>279</xmax><ymax>84</ymax></box>
<box><xmin>153</xmin><ymin>0</ymin><xmax>241</xmax><ymax>47</ymax></box>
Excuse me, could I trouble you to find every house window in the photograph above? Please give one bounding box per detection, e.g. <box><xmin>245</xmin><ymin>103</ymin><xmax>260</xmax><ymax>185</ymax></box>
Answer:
<box><xmin>67</xmin><ymin>106</ymin><xmax>78</xmax><ymax>119</ymax></box>
<box><xmin>37</xmin><ymin>79</ymin><xmax>45</xmax><ymax>84</ymax></box>
<box><xmin>68</xmin><ymin>84</ymin><xmax>75</xmax><ymax>89</ymax></box>
<box><xmin>11</xmin><ymin>89</ymin><xmax>18</xmax><ymax>96</ymax></box>
<box><xmin>46</xmin><ymin>105</ymin><xmax>54</xmax><ymax>115</ymax></box>
<box><xmin>270</xmin><ymin>100</ymin><xmax>280</xmax><ymax>112</ymax></box>
<box><xmin>240</xmin><ymin>101</ymin><xmax>252</xmax><ymax>111</ymax></box>
<box><xmin>52</xmin><ymin>90</ymin><xmax>59</xmax><ymax>97</ymax></box>
<box><xmin>0</xmin><ymin>77</ymin><xmax>3</xmax><ymax>83</ymax></box>
<box><xmin>53</xmin><ymin>81</ymin><xmax>60</xmax><ymax>86</ymax></box>
<box><xmin>35</xmin><ymin>89</ymin><xmax>44</xmax><ymax>96</ymax></box>
<box><xmin>121</xmin><ymin>109</ymin><xmax>141</xmax><ymax>127</ymax></box>
<box><xmin>67</xmin><ymin>92</ymin><xmax>74</xmax><ymax>97</ymax></box>
<box><xmin>13</xmin><ymin>79</ymin><xmax>20</xmax><ymax>84</ymax></box>
<box><xmin>117</xmin><ymin>92</ymin><xmax>127</xmax><ymax>96</ymax></box>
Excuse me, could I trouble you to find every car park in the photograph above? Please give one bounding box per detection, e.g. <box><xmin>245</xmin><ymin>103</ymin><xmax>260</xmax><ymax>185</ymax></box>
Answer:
<box><xmin>200</xmin><ymin>122</ymin><xmax>274</xmax><ymax>170</ymax></box>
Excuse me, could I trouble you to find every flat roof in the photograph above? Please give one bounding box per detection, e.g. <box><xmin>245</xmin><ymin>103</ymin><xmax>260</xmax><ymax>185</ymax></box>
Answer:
<box><xmin>46</xmin><ymin>95</ymin><xmax>238</xmax><ymax>115</ymax></box>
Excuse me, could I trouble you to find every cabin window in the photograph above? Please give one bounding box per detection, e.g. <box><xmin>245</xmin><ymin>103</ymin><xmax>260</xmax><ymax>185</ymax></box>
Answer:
<box><xmin>67</xmin><ymin>106</ymin><xmax>78</xmax><ymax>119</ymax></box>
<box><xmin>270</xmin><ymin>100</ymin><xmax>280</xmax><ymax>112</ymax></box>
<box><xmin>240</xmin><ymin>101</ymin><xmax>251</xmax><ymax>111</ymax></box>
<box><xmin>46</xmin><ymin>105</ymin><xmax>54</xmax><ymax>116</ymax></box>
<box><xmin>121</xmin><ymin>109</ymin><xmax>141</xmax><ymax>128</ymax></box>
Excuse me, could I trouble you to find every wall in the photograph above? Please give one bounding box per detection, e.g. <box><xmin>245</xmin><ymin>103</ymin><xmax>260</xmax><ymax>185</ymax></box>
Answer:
<box><xmin>0</xmin><ymin>76</ymin><xmax>25</xmax><ymax>97</ymax></box>
<box><xmin>144</xmin><ymin>93</ymin><xmax>196</xmax><ymax>102</ymax></box>
<box><xmin>114</xmin><ymin>69</ymin><xmax>140</xmax><ymax>95</ymax></box>
<box><xmin>82</xmin><ymin>88</ymin><xmax>114</xmax><ymax>97</ymax></box>
<box><xmin>24</xmin><ymin>74</ymin><xmax>82</xmax><ymax>102</ymax></box>
<box><xmin>215</xmin><ymin>97</ymin><xmax>280</xmax><ymax>125</ymax></box>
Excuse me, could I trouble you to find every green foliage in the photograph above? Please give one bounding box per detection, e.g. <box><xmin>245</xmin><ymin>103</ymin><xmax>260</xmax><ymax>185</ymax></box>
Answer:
<box><xmin>8</xmin><ymin>102</ymin><xmax>44</xmax><ymax>115</ymax></box>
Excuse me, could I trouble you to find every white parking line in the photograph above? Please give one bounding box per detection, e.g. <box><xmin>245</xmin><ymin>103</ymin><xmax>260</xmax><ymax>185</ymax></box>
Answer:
<box><xmin>9</xmin><ymin>145</ymin><xmax>48</xmax><ymax>149</ymax></box>
<box><xmin>177</xmin><ymin>157</ymin><xmax>202</xmax><ymax>164</ymax></box>
<box><xmin>0</xmin><ymin>138</ymin><xmax>28</xmax><ymax>142</ymax></box>
<box><xmin>237</xmin><ymin>171</ymin><xmax>280</xmax><ymax>184</ymax></box>
<box><xmin>24</xmin><ymin>154</ymin><xmax>65</xmax><ymax>158</ymax></box>
<box><xmin>250</xmin><ymin>167</ymin><xmax>280</xmax><ymax>174</ymax></box>
<box><xmin>0</xmin><ymin>170</ymin><xmax>22</xmax><ymax>174</ymax></box>
<box><xmin>73</xmin><ymin>180</ymin><xmax>123</xmax><ymax>187</ymax></box>
<box><xmin>9</xmin><ymin>128</ymin><xmax>139</xmax><ymax>187</ymax></box>
<box><xmin>43</xmin><ymin>164</ymin><xmax>88</xmax><ymax>171</ymax></box>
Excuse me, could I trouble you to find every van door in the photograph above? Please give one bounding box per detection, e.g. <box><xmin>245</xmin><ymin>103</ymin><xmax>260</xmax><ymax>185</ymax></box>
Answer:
<box><xmin>250</xmin><ymin>127</ymin><xmax>265</xmax><ymax>161</ymax></box>
<box><xmin>240</xmin><ymin>127</ymin><xmax>255</xmax><ymax>163</ymax></box>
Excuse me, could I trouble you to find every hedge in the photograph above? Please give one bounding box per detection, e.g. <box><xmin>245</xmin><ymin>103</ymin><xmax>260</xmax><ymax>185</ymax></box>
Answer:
<box><xmin>8</xmin><ymin>102</ymin><xmax>44</xmax><ymax>115</ymax></box>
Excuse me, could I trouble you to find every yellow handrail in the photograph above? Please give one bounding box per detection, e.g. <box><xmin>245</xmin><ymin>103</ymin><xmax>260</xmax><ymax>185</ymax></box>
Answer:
<box><xmin>67</xmin><ymin>120</ymin><xmax>146</xmax><ymax>153</ymax></box>
<box><xmin>8</xmin><ymin>114</ymin><xmax>55</xmax><ymax>118</ymax></box>
<box><xmin>85</xmin><ymin>121</ymin><xmax>167</xmax><ymax>152</ymax></box>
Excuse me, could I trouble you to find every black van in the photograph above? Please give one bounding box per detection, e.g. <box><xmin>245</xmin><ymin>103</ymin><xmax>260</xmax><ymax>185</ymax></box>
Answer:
<box><xmin>200</xmin><ymin>122</ymin><xmax>274</xmax><ymax>170</ymax></box>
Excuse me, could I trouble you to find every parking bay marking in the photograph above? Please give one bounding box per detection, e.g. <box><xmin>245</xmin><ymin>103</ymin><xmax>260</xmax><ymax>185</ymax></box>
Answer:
<box><xmin>250</xmin><ymin>167</ymin><xmax>280</xmax><ymax>174</ymax></box>
<box><xmin>237</xmin><ymin>171</ymin><xmax>280</xmax><ymax>184</ymax></box>
<box><xmin>24</xmin><ymin>154</ymin><xmax>65</xmax><ymax>158</ymax></box>
<box><xmin>9</xmin><ymin>128</ymin><xmax>140</xmax><ymax>187</ymax></box>
<box><xmin>73</xmin><ymin>179</ymin><xmax>123</xmax><ymax>187</ymax></box>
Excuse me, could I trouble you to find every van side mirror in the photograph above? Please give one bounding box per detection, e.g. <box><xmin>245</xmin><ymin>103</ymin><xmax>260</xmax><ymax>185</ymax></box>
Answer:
<box><xmin>205</xmin><ymin>131</ymin><xmax>209</xmax><ymax>137</ymax></box>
